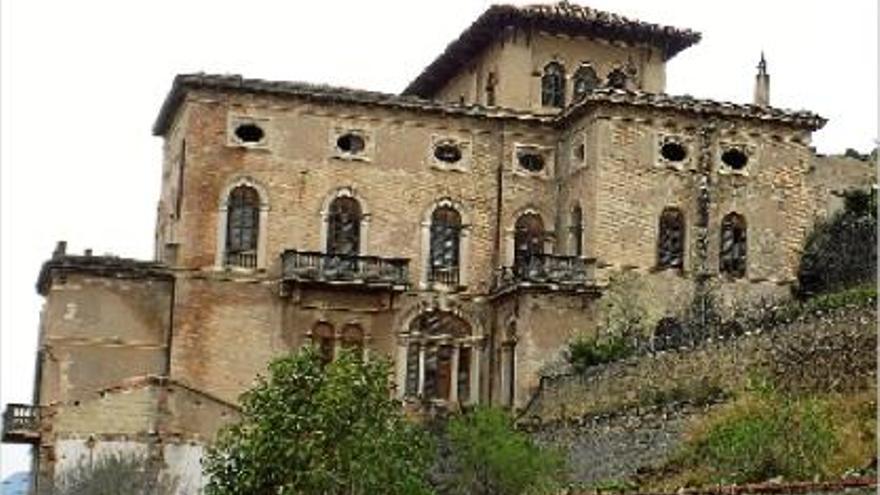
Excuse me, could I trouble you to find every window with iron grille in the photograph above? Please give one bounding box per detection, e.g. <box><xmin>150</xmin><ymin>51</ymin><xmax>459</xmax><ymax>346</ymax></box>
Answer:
<box><xmin>429</xmin><ymin>206</ymin><xmax>461</xmax><ymax>285</ymax></box>
<box><xmin>657</xmin><ymin>208</ymin><xmax>685</xmax><ymax>269</ymax></box>
<box><xmin>541</xmin><ymin>62</ymin><xmax>566</xmax><ymax>108</ymax></box>
<box><xmin>514</xmin><ymin>213</ymin><xmax>545</xmax><ymax>268</ymax></box>
<box><xmin>720</xmin><ymin>213</ymin><xmax>747</xmax><ymax>278</ymax></box>
<box><xmin>225</xmin><ymin>185</ymin><xmax>260</xmax><ymax>268</ymax></box>
<box><xmin>327</xmin><ymin>197</ymin><xmax>362</xmax><ymax>255</ymax></box>
<box><xmin>573</xmin><ymin>65</ymin><xmax>600</xmax><ymax>99</ymax></box>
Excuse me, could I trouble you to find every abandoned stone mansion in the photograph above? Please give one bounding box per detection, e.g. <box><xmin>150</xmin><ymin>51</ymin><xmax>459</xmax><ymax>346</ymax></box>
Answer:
<box><xmin>3</xmin><ymin>1</ymin><xmax>873</xmax><ymax>492</ymax></box>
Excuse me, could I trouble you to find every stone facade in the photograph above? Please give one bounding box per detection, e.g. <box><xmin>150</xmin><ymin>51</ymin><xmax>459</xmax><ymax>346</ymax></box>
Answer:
<box><xmin>5</xmin><ymin>2</ymin><xmax>863</xmax><ymax>493</ymax></box>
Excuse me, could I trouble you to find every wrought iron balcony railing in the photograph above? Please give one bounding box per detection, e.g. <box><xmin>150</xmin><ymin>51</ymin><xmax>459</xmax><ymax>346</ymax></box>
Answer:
<box><xmin>428</xmin><ymin>265</ymin><xmax>460</xmax><ymax>287</ymax></box>
<box><xmin>2</xmin><ymin>404</ymin><xmax>39</xmax><ymax>444</ymax></box>
<box><xmin>498</xmin><ymin>254</ymin><xmax>596</xmax><ymax>288</ymax></box>
<box><xmin>225</xmin><ymin>250</ymin><xmax>258</xmax><ymax>269</ymax></box>
<box><xmin>281</xmin><ymin>250</ymin><xmax>409</xmax><ymax>289</ymax></box>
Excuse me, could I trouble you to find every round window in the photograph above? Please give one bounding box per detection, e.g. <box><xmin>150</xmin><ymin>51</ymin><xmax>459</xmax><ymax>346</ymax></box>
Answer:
<box><xmin>337</xmin><ymin>133</ymin><xmax>366</xmax><ymax>154</ymax></box>
<box><xmin>660</xmin><ymin>142</ymin><xmax>687</xmax><ymax>162</ymax></box>
<box><xmin>434</xmin><ymin>143</ymin><xmax>462</xmax><ymax>163</ymax></box>
<box><xmin>234</xmin><ymin>123</ymin><xmax>265</xmax><ymax>143</ymax></box>
<box><xmin>518</xmin><ymin>152</ymin><xmax>545</xmax><ymax>172</ymax></box>
<box><xmin>721</xmin><ymin>149</ymin><xmax>748</xmax><ymax>170</ymax></box>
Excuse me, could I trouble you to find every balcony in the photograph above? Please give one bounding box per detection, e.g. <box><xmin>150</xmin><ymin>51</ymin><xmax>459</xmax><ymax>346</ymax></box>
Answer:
<box><xmin>497</xmin><ymin>254</ymin><xmax>597</xmax><ymax>292</ymax></box>
<box><xmin>281</xmin><ymin>250</ymin><xmax>410</xmax><ymax>291</ymax></box>
<box><xmin>2</xmin><ymin>404</ymin><xmax>40</xmax><ymax>444</ymax></box>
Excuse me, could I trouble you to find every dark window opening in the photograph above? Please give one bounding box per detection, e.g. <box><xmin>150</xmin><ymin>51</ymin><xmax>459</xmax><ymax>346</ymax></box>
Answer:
<box><xmin>541</xmin><ymin>62</ymin><xmax>566</xmax><ymax>108</ymax></box>
<box><xmin>327</xmin><ymin>196</ymin><xmax>362</xmax><ymax>255</ymax></box>
<box><xmin>486</xmin><ymin>72</ymin><xmax>497</xmax><ymax>106</ymax></box>
<box><xmin>337</xmin><ymin>133</ymin><xmax>366</xmax><ymax>154</ymax></box>
<box><xmin>424</xmin><ymin>345</ymin><xmax>453</xmax><ymax>401</ymax></box>
<box><xmin>570</xmin><ymin>205</ymin><xmax>583</xmax><ymax>257</ymax></box>
<box><xmin>225</xmin><ymin>185</ymin><xmax>260</xmax><ymax>268</ymax></box>
<box><xmin>606</xmin><ymin>68</ymin><xmax>628</xmax><ymax>89</ymax></box>
<box><xmin>573</xmin><ymin>65</ymin><xmax>600</xmax><ymax>99</ymax></box>
<box><xmin>514</xmin><ymin>213</ymin><xmax>545</xmax><ymax>269</ymax></box>
<box><xmin>573</xmin><ymin>143</ymin><xmax>585</xmax><ymax>162</ymax></box>
<box><xmin>234</xmin><ymin>123</ymin><xmax>265</xmax><ymax>143</ymax></box>
<box><xmin>457</xmin><ymin>347</ymin><xmax>471</xmax><ymax>403</ymax></box>
<box><xmin>517</xmin><ymin>151</ymin><xmax>545</xmax><ymax>173</ymax></box>
<box><xmin>405</xmin><ymin>344</ymin><xmax>420</xmax><ymax>396</ymax></box>
<box><xmin>720</xmin><ymin>213</ymin><xmax>747</xmax><ymax>278</ymax></box>
<box><xmin>313</xmin><ymin>323</ymin><xmax>335</xmax><ymax>366</ymax></box>
<box><xmin>434</xmin><ymin>143</ymin><xmax>463</xmax><ymax>164</ymax></box>
<box><xmin>429</xmin><ymin>206</ymin><xmax>462</xmax><ymax>285</ymax></box>
<box><xmin>653</xmin><ymin>317</ymin><xmax>683</xmax><ymax>351</ymax></box>
<box><xmin>657</xmin><ymin>208</ymin><xmax>685</xmax><ymax>269</ymax></box>
<box><xmin>721</xmin><ymin>149</ymin><xmax>748</xmax><ymax>170</ymax></box>
<box><xmin>661</xmin><ymin>142</ymin><xmax>687</xmax><ymax>162</ymax></box>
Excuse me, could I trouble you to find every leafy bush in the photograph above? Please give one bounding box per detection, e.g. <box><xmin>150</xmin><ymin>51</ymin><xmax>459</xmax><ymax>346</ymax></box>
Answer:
<box><xmin>203</xmin><ymin>347</ymin><xmax>435</xmax><ymax>495</ymax></box>
<box><xmin>444</xmin><ymin>406</ymin><xmax>566</xmax><ymax>495</ymax></box>
<box><xmin>676</xmin><ymin>388</ymin><xmax>838</xmax><ymax>485</ymax></box>
<box><xmin>39</xmin><ymin>453</ymin><xmax>180</xmax><ymax>495</ymax></box>
<box><xmin>798</xmin><ymin>188</ymin><xmax>876</xmax><ymax>297</ymax></box>
<box><xmin>568</xmin><ymin>333</ymin><xmax>633</xmax><ymax>373</ymax></box>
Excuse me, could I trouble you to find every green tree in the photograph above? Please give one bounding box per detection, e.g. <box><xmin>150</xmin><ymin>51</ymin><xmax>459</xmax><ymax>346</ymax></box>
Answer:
<box><xmin>203</xmin><ymin>347</ymin><xmax>435</xmax><ymax>495</ymax></box>
<box><xmin>445</xmin><ymin>406</ymin><xmax>565</xmax><ymax>495</ymax></box>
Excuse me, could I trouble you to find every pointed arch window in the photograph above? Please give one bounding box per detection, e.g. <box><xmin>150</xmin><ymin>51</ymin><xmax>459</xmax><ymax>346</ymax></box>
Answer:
<box><xmin>720</xmin><ymin>213</ymin><xmax>747</xmax><ymax>278</ymax></box>
<box><xmin>514</xmin><ymin>213</ymin><xmax>545</xmax><ymax>269</ymax></box>
<box><xmin>313</xmin><ymin>323</ymin><xmax>335</xmax><ymax>366</ymax></box>
<box><xmin>327</xmin><ymin>197</ymin><xmax>362</xmax><ymax>255</ymax></box>
<box><xmin>429</xmin><ymin>206</ymin><xmax>462</xmax><ymax>285</ymax></box>
<box><xmin>541</xmin><ymin>62</ymin><xmax>566</xmax><ymax>108</ymax></box>
<box><xmin>573</xmin><ymin>65</ymin><xmax>600</xmax><ymax>99</ymax></box>
<box><xmin>657</xmin><ymin>208</ymin><xmax>685</xmax><ymax>269</ymax></box>
<box><xmin>225</xmin><ymin>185</ymin><xmax>260</xmax><ymax>268</ymax></box>
<box><xmin>570</xmin><ymin>205</ymin><xmax>584</xmax><ymax>257</ymax></box>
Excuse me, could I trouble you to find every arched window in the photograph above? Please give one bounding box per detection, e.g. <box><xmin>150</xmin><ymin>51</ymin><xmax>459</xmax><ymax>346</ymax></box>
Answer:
<box><xmin>570</xmin><ymin>205</ymin><xmax>583</xmax><ymax>257</ymax></box>
<box><xmin>657</xmin><ymin>208</ymin><xmax>685</xmax><ymax>269</ymax></box>
<box><xmin>541</xmin><ymin>62</ymin><xmax>566</xmax><ymax>108</ymax></box>
<box><xmin>327</xmin><ymin>197</ymin><xmax>362</xmax><ymax>255</ymax></box>
<box><xmin>313</xmin><ymin>323</ymin><xmax>335</xmax><ymax>366</ymax></box>
<box><xmin>341</xmin><ymin>324</ymin><xmax>365</xmax><ymax>361</ymax></box>
<box><xmin>225</xmin><ymin>185</ymin><xmax>260</xmax><ymax>268</ymax></box>
<box><xmin>720</xmin><ymin>213</ymin><xmax>747</xmax><ymax>278</ymax></box>
<box><xmin>429</xmin><ymin>206</ymin><xmax>462</xmax><ymax>285</ymax></box>
<box><xmin>573</xmin><ymin>65</ymin><xmax>600</xmax><ymax>99</ymax></box>
<box><xmin>404</xmin><ymin>312</ymin><xmax>473</xmax><ymax>402</ymax></box>
<box><xmin>514</xmin><ymin>213</ymin><xmax>545</xmax><ymax>269</ymax></box>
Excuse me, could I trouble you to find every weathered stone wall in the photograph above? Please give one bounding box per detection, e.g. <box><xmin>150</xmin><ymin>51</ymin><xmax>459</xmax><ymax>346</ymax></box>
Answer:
<box><xmin>38</xmin><ymin>273</ymin><xmax>172</xmax><ymax>405</ymax></box>
<box><xmin>434</xmin><ymin>29</ymin><xmax>666</xmax><ymax>109</ymax></box>
<box><xmin>522</xmin><ymin>305</ymin><xmax>876</xmax><ymax>484</ymax></box>
<box><xmin>808</xmin><ymin>154</ymin><xmax>875</xmax><ymax>219</ymax></box>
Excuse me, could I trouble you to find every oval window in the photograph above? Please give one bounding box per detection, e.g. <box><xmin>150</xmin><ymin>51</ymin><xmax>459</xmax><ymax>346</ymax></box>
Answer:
<box><xmin>434</xmin><ymin>143</ymin><xmax>462</xmax><ymax>163</ymax></box>
<box><xmin>660</xmin><ymin>142</ymin><xmax>687</xmax><ymax>162</ymax></box>
<box><xmin>721</xmin><ymin>149</ymin><xmax>748</xmax><ymax>170</ymax></box>
<box><xmin>518</xmin><ymin>152</ymin><xmax>545</xmax><ymax>172</ymax></box>
<box><xmin>234</xmin><ymin>123</ymin><xmax>265</xmax><ymax>143</ymax></box>
<box><xmin>337</xmin><ymin>133</ymin><xmax>366</xmax><ymax>154</ymax></box>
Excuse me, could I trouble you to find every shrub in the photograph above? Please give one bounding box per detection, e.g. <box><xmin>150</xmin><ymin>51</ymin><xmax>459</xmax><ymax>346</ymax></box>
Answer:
<box><xmin>203</xmin><ymin>347</ymin><xmax>435</xmax><ymax>495</ymax></box>
<box><xmin>39</xmin><ymin>453</ymin><xmax>180</xmax><ymax>495</ymax></box>
<box><xmin>445</xmin><ymin>406</ymin><xmax>566</xmax><ymax>495</ymax></box>
<box><xmin>798</xmin><ymin>188</ymin><xmax>876</xmax><ymax>297</ymax></box>
<box><xmin>568</xmin><ymin>333</ymin><xmax>632</xmax><ymax>373</ymax></box>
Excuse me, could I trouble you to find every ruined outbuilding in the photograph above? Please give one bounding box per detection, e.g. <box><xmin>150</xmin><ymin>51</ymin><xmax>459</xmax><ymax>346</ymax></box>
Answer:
<box><xmin>3</xmin><ymin>2</ymin><xmax>871</xmax><ymax>492</ymax></box>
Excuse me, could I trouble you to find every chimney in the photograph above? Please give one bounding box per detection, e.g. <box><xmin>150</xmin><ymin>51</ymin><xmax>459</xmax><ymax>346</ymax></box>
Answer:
<box><xmin>753</xmin><ymin>52</ymin><xmax>770</xmax><ymax>106</ymax></box>
<box><xmin>52</xmin><ymin>241</ymin><xmax>67</xmax><ymax>259</ymax></box>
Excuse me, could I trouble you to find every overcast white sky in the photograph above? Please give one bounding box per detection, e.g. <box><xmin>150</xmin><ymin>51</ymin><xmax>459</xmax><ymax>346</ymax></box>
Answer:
<box><xmin>1</xmin><ymin>0</ymin><xmax>877</xmax><ymax>479</ymax></box>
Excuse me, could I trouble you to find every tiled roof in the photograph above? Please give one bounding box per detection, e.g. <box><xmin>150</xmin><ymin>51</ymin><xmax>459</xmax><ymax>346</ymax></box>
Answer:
<box><xmin>402</xmin><ymin>2</ymin><xmax>701</xmax><ymax>98</ymax></box>
<box><xmin>561</xmin><ymin>88</ymin><xmax>827</xmax><ymax>130</ymax></box>
<box><xmin>152</xmin><ymin>73</ymin><xmax>552</xmax><ymax>135</ymax></box>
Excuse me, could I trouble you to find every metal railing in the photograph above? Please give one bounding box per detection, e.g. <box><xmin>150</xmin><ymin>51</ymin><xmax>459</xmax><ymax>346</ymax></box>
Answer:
<box><xmin>500</xmin><ymin>254</ymin><xmax>595</xmax><ymax>286</ymax></box>
<box><xmin>2</xmin><ymin>404</ymin><xmax>39</xmax><ymax>443</ymax></box>
<box><xmin>281</xmin><ymin>250</ymin><xmax>409</xmax><ymax>287</ymax></box>
<box><xmin>225</xmin><ymin>250</ymin><xmax>258</xmax><ymax>269</ymax></box>
<box><xmin>428</xmin><ymin>265</ymin><xmax>460</xmax><ymax>287</ymax></box>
